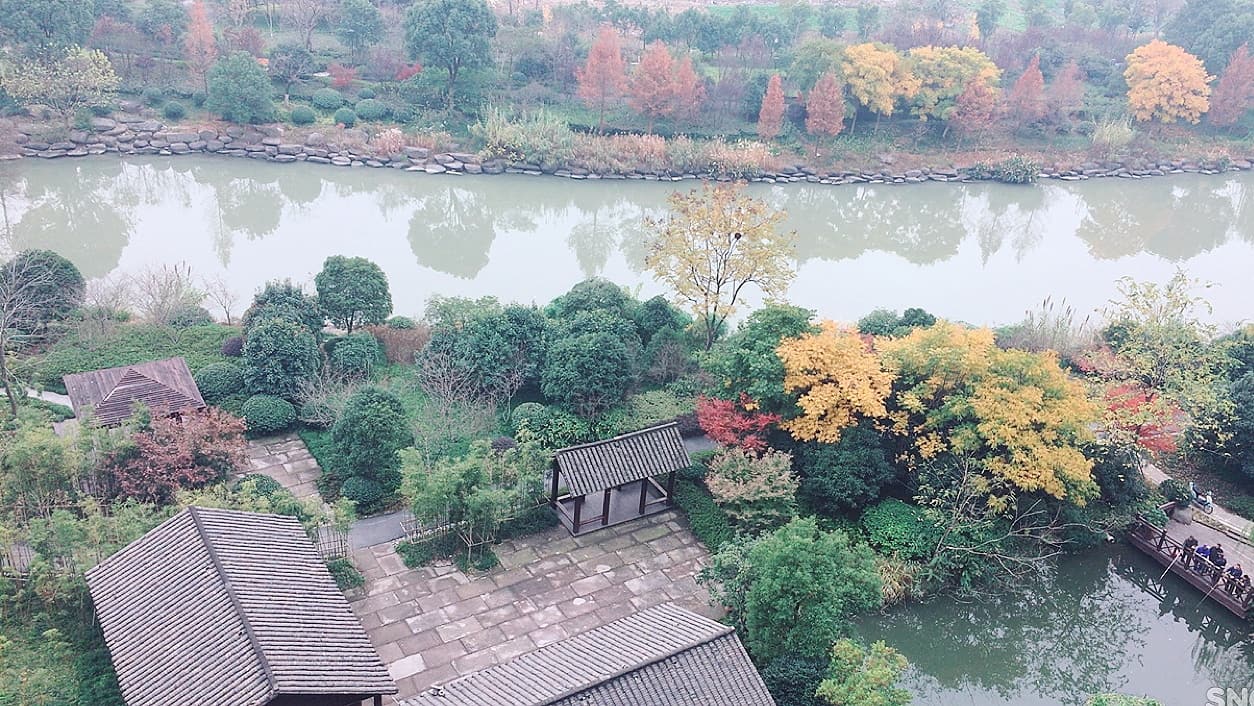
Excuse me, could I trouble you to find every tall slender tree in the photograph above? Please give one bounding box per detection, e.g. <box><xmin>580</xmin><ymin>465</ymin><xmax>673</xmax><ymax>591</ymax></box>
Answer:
<box><xmin>1007</xmin><ymin>54</ymin><xmax>1046</xmax><ymax>129</ymax></box>
<box><xmin>671</xmin><ymin>55</ymin><xmax>705</xmax><ymax>124</ymax></box>
<box><xmin>1047</xmin><ymin>59</ymin><xmax>1085</xmax><ymax>129</ymax></box>
<box><xmin>805</xmin><ymin>71</ymin><xmax>846</xmax><ymax>152</ymax></box>
<box><xmin>1209</xmin><ymin>44</ymin><xmax>1254</xmax><ymax>127</ymax></box>
<box><xmin>757</xmin><ymin>73</ymin><xmax>785</xmax><ymax>140</ymax></box>
<box><xmin>576</xmin><ymin>25</ymin><xmax>628</xmax><ymax>132</ymax></box>
<box><xmin>184</xmin><ymin>0</ymin><xmax>218</xmax><ymax>93</ymax></box>
<box><xmin>629</xmin><ymin>40</ymin><xmax>676</xmax><ymax>132</ymax></box>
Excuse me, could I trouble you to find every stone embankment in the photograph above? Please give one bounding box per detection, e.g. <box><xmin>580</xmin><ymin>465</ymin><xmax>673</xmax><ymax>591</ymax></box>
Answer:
<box><xmin>3</xmin><ymin>111</ymin><xmax>1252</xmax><ymax>185</ymax></box>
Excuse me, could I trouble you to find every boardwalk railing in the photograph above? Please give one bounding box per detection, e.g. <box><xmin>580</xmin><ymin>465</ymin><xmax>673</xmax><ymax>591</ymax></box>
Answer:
<box><xmin>1127</xmin><ymin>515</ymin><xmax>1253</xmax><ymax>620</ymax></box>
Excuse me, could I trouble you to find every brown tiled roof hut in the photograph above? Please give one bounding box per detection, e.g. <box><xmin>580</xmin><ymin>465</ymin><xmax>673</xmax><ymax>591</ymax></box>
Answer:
<box><xmin>550</xmin><ymin>422</ymin><xmax>691</xmax><ymax>535</ymax></box>
<box><xmin>63</xmin><ymin>356</ymin><xmax>207</xmax><ymax>426</ymax></box>
<box><xmin>85</xmin><ymin>507</ymin><xmax>398</xmax><ymax>706</ymax></box>
<box><xmin>400</xmin><ymin>603</ymin><xmax>775</xmax><ymax>706</ymax></box>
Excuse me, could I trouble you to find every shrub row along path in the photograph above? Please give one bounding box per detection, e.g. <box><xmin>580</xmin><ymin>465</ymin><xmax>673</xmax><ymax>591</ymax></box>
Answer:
<box><xmin>346</xmin><ymin>510</ymin><xmax>719</xmax><ymax>700</ymax></box>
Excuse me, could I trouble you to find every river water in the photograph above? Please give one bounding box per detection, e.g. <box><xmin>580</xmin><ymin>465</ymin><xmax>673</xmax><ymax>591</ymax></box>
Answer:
<box><xmin>0</xmin><ymin>156</ymin><xmax>1250</xmax><ymax>326</ymax></box>
<box><xmin>2</xmin><ymin>155</ymin><xmax>1252</xmax><ymax>702</ymax></box>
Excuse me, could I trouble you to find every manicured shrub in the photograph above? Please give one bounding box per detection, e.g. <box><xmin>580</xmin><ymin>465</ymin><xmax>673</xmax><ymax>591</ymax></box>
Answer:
<box><xmin>1157</xmin><ymin>478</ymin><xmax>1190</xmax><ymax>504</ymax></box>
<box><xmin>232</xmin><ymin>472</ymin><xmax>283</xmax><ymax>496</ymax></box>
<box><xmin>354</xmin><ymin>98</ymin><xmax>389</xmax><ymax>120</ymax></box>
<box><xmin>221</xmin><ymin>335</ymin><xmax>244</xmax><ymax>357</ymax></box>
<box><xmin>161</xmin><ymin>101</ymin><xmax>186</xmax><ymax>120</ymax></box>
<box><xmin>216</xmin><ymin>392</ymin><xmax>249</xmax><ymax>416</ymax></box>
<box><xmin>341</xmin><ymin>475</ymin><xmax>385</xmax><ymax>512</ymax></box>
<box><xmin>242</xmin><ymin>318</ymin><xmax>321</xmax><ymax>398</ymax></box>
<box><xmin>290</xmin><ymin>105</ymin><xmax>316</xmax><ymax>125</ymax></box>
<box><xmin>194</xmin><ymin>362</ymin><xmax>245</xmax><ymax>404</ymax></box>
<box><xmin>205</xmin><ymin>52</ymin><xmax>275</xmax><ymax>123</ymax></box>
<box><xmin>312</xmin><ymin>87</ymin><xmax>344</xmax><ymax>110</ymax></box>
<box><xmin>386</xmin><ymin>315</ymin><xmax>416</xmax><ymax>329</ymax></box>
<box><xmin>168</xmin><ymin>304</ymin><xmax>213</xmax><ymax>328</ymax></box>
<box><xmin>860</xmin><ymin>499</ymin><xmax>939</xmax><ymax>561</ymax></box>
<box><xmin>240</xmin><ymin>394</ymin><xmax>297</xmax><ymax>435</ymax></box>
<box><xmin>333</xmin><ymin>107</ymin><xmax>357</xmax><ymax>126</ymax></box>
<box><xmin>326</xmin><ymin>558</ymin><xmax>365</xmax><ymax>590</ymax></box>
<box><xmin>357</xmin><ymin>86</ymin><xmax>377</xmax><ymax>99</ymax></box>
<box><xmin>242</xmin><ymin>280</ymin><xmax>323</xmax><ymax>335</ymax></box>
<box><xmin>142</xmin><ymin>87</ymin><xmax>165</xmax><ymax>106</ymax></box>
<box><xmin>330</xmin><ymin>332</ymin><xmax>383</xmax><ymax>378</ymax></box>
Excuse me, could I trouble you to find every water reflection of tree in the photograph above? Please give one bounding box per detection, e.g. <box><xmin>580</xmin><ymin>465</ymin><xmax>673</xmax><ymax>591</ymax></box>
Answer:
<box><xmin>963</xmin><ymin>183</ymin><xmax>1051</xmax><ymax>264</ymax></box>
<box><xmin>6</xmin><ymin>161</ymin><xmax>136</xmax><ymax>277</ymax></box>
<box><xmin>407</xmin><ymin>187</ymin><xmax>500</xmax><ymax>278</ymax></box>
<box><xmin>867</xmin><ymin>552</ymin><xmax>1146</xmax><ymax>705</ymax></box>
<box><xmin>1076</xmin><ymin>177</ymin><xmax>1243</xmax><ymax>261</ymax></box>
<box><xmin>780</xmin><ymin>184</ymin><xmax>968</xmax><ymax>265</ymax></box>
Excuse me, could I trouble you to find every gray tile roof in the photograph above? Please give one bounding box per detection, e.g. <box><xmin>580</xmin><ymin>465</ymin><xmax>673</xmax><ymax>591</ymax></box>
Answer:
<box><xmin>85</xmin><ymin>507</ymin><xmax>396</xmax><ymax>706</ymax></box>
<box><xmin>400</xmin><ymin>603</ymin><xmax>775</xmax><ymax>706</ymax></box>
<box><xmin>555</xmin><ymin>423</ymin><xmax>691</xmax><ymax>496</ymax></box>
<box><xmin>64</xmin><ymin>356</ymin><xmax>206</xmax><ymax>426</ymax></box>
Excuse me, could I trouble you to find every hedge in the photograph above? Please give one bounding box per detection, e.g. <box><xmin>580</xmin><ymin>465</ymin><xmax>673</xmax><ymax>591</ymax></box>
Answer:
<box><xmin>672</xmin><ymin>479</ymin><xmax>734</xmax><ymax>552</ymax></box>
<box><xmin>194</xmin><ymin>362</ymin><xmax>245</xmax><ymax>404</ymax></box>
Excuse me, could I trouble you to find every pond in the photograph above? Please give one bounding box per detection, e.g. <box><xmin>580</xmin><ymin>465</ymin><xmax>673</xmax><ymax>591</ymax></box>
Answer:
<box><xmin>857</xmin><ymin>545</ymin><xmax>1254</xmax><ymax>706</ymax></box>
<box><xmin>0</xmin><ymin>156</ymin><xmax>1251</xmax><ymax>326</ymax></box>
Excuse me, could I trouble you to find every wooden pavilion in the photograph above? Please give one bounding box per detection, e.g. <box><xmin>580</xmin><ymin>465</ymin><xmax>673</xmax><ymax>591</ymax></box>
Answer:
<box><xmin>550</xmin><ymin>422</ymin><xmax>690</xmax><ymax>535</ymax></box>
<box><xmin>63</xmin><ymin>356</ymin><xmax>206</xmax><ymax>426</ymax></box>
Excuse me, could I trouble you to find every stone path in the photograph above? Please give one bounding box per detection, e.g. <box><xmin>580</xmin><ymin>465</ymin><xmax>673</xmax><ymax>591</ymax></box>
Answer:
<box><xmin>1142</xmin><ymin>461</ymin><xmax>1253</xmax><ymax>538</ymax></box>
<box><xmin>348</xmin><ymin>510</ymin><xmax>718</xmax><ymax>701</ymax></box>
<box><xmin>241</xmin><ymin>433</ymin><xmax>322</xmax><ymax>500</ymax></box>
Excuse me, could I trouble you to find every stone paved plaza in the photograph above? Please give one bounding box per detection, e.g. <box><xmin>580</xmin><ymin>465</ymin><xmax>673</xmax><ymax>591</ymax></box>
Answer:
<box><xmin>347</xmin><ymin>510</ymin><xmax>719</xmax><ymax>700</ymax></box>
<box><xmin>240</xmin><ymin>433</ymin><xmax>322</xmax><ymax>500</ymax></box>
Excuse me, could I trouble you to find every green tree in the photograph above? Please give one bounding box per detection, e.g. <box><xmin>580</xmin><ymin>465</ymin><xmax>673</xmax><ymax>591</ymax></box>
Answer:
<box><xmin>423</xmin><ymin>298</ymin><xmax>548</xmax><ymax>402</ymax></box>
<box><xmin>242</xmin><ymin>317</ymin><xmax>321</xmax><ymax>398</ymax></box>
<box><xmin>332</xmin><ymin>386</ymin><xmax>412</xmax><ymax>489</ymax></box>
<box><xmin>1164</xmin><ymin>0</ymin><xmax>1254</xmax><ymax>74</ymax></box>
<box><xmin>707</xmin><ymin>517</ymin><xmax>882</xmax><ymax>663</ymax></box>
<box><xmin>206</xmin><ymin>51</ymin><xmax>275</xmax><ymax>123</ymax></box>
<box><xmin>975</xmin><ymin>0</ymin><xmax>1006</xmax><ymax>40</ymax></box>
<box><xmin>541</xmin><ymin>331</ymin><xmax>633</xmax><ymax>418</ymax></box>
<box><xmin>268</xmin><ymin>44</ymin><xmax>315</xmax><ymax>103</ymax></box>
<box><xmin>336</xmin><ymin>0</ymin><xmax>385</xmax><ymax>60</ymax></box>
<box><xmin>403</xmin><ymin>0</ymin><xmax>497</xmax><ymax>112</ymax></box>
<box><xmin>0</xmin><ymin>46</ymin><xmax>120</xmax><ymax>125</ymax></box>
<box><xmin>815</xmin><ymin>639</ymin><xmax>911</xmax><ymax>706</ymax></box>
<box><xmin>0</xmin><ymin>250</ymin><xmax>84</xmax><ymax>331</ymax></box>
<box><xmin>314</xmin><ymin>255</ymin><xmax>392</xmax><ymax>334</ymax></box>
<box><xmin>0</xmin><ymin>0</ymin><xmax>94</xmax><ymax>53</ymax></box>
<box><xmin>797</xmin><ymin>422</ymin><xmax>896</xmax><ymax>515</ymax></box>
<box><xmin>139</xmin><ymin>0</ymin><xmax>189</xmax><ymax>42</ymax></box>
<box><xmin>241</xmin><ymin>279</ymin><xmax>323</xmax><ymax>334</ymax></box>
<box><xmin>704</xmin><ymin>305</ymin><xmax>817</xmax><ymax>414</ymax></box>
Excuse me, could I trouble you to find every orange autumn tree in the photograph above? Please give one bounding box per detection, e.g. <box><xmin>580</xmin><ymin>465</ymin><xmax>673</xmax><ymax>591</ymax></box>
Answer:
<box><xmin>1047</xmin><ymin>59</ymin><xmax>1085</xmax><ymax>128</ymax></box>
<box><xmin>947</xmin><ymin>78</ymin><xmax>1000</xmax><ymax>140</ymax></box>
<box><xmin>576</xmin><ymin>25</ymin><xmax>628</xmax><ymax>132</ymax></box>
<box><xmin>777</xmin><ymin>322</ymin><xmax>894</xmax><ymax>444</ymax></box>
<box><xmin>1124</xmin><ymin>39</ymin><xmax>1213</xmax><ymax>124</ymax></box>
<box><xmin>185</xmin><ymin>0</ymin><xmax>218</xmax><ymax>93</ymax></box>
<box><xmin>805</xmin><ymin>71</ymin><xmax>845</xmax><ymax>151</ymax></box>
<box><xmin>1209</xmin><ymin>44</ymin><xmax>1254</xmax><ymax>128</ymax></box>
<box><xmin>1007</xmin><ymin>54</ymin><xmax>1046</xmax><ymax>129</ymax></box>
<box><xmin>671</xmin><ymin>55</ymin><xmax>705</xmax><ymax>123</ymax></box>
<box><xmin>757</xmin><ymin>73</ymin><xmax>785</xmax><ymax>140</ymax></box>
<box><xmin>630</xmin><ymin>40</ymin><xmax>676</xmax><ymax>132</ymax></box>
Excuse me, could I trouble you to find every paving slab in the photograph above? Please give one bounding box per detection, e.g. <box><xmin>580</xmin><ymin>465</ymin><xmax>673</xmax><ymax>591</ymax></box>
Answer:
<box><xmin>348</xmin><ymin>510</ymin><xmax>719</xmax><ymax>701</ymax></box>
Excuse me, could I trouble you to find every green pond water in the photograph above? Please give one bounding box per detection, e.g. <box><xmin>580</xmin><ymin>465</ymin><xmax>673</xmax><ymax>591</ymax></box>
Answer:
<box><xmin>2</xmin><ymin>155</ymin><xmax>1252</xmax><ymax>702</ymax></box>
<box><xmin>0</xmin><ymin>156</ymin><xmax>1250</xmax><ymax>325</ymax></box>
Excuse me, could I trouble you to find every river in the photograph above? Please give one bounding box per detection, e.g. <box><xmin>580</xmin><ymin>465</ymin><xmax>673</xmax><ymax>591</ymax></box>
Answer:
<box><xmin>0</xmin><ymin>156</ymin><xmax>1251</xmax><ymax>326</ymax></box>
<box><xmin>858</xmin><ymin>545</ymin><xmax>1253</xmax><ymax>706</ymax></box>
<box><xmin>2</xmin><ymin>155</ymin><xmax>1252</xmax><ymax>701</ymax></box>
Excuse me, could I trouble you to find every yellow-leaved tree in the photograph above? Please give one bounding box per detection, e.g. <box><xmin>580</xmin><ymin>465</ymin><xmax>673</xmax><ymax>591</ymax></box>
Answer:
<box><xmin>777</xmin><ymin>321</ymin><xmax>895</xmax><ymax>444</ymax></box>
<box><xmin>1124</xmin><ymin>39</ymin><xmax>1213</xmax><ymax>124</ymax></box>
<box><xmin>878</xmin><ymin>321</ymin><xmax>1099</xmax><ymax>507</ymax></box>
<box><xmin>645</xmin><ymin>183</ymin><xmax>797</xmax><ymax>350</ymax></box>
<box><xmin>843</xmin><ymin>42</ymin><xmax>919</xmax><ymax>131</ymax></box>
<box><xmin>905</xmin><ymin>45</ymin><xmax>1000</xmax><ymax>123</ymax></box>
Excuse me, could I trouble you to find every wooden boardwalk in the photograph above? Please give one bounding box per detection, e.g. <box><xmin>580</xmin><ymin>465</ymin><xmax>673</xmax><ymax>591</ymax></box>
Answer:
<box><xmin>1127</xmin><ymin>514</ymin><xmax>1253</xmax><ymax>620</ymax></box>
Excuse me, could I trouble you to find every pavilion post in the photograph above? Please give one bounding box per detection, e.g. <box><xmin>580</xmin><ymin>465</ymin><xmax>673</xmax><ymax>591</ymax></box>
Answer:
<box><xmin>664</xmin><ymin>470</ymin><xmax>676</xmax><ymax>503</ymax></box>
<box><xmin>602</xmin><ymin>488</ymin><xmax>612</xmax><ymax>526</ymax></box>
<box><xmin>373</xmin><ymin>695</ymin><xmax>383</xmax><ymax>706</ymax></box>
<box><xmin>572</xmin><ymin>495</ymin><xmax>583</xmax><ymax>533</ymax></box>
<box><xmin>550</xmin><ymin>466</ymin><xmax>560</xmax><ymax>505</ymax></box>
<box><xmin>638</xmin><ymin>478</ymin><xmax>648</xmax><ymax>514</ymax></box>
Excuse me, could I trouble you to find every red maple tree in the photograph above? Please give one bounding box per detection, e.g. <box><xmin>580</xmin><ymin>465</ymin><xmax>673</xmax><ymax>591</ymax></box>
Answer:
<box><xmin>1105</xmin><ymin>383</ymin><xmax>1180</xmax><ymax>454</ymax></box>
<box><xmin>1007</xmin><ymin>54</ymin><xmax>1046</xmax><ymax>128</ymax></box>
<box><xmin>1209</xmin><ymin>44</ymin><xmax>1254</xmax><ymax>128</ymax></box>
<box><xmin>577</xmin><ymin>25</ymin><xmax>629</xmax><ymax>131</ymax></box>
<box><xmin>695</xmin><ymin>394</ymin><xmax>781</xmax><ymax>452</ymax></box>
<box><xmin>108</xmin><ymin>409</ymin><xmax>248</xmax><ymax>505</ymax></box>
<box><xmin>757</xmin><ymin>73</ymin><xmax>785</xmax><ymax>140</ymax></box>
<box><xmin>328</xmin><ymin>62</ymin><xmax>358</xmax><ymax>89</ymax></box>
